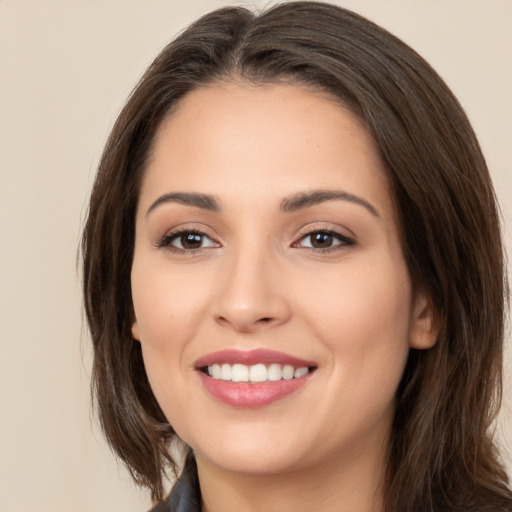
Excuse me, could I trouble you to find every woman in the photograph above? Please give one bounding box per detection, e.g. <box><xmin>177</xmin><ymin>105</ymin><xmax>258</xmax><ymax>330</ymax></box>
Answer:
<box><xmin>81</xmin><ymin>2</ymin><xmax>512</xmax><ymax>511</ymax></box>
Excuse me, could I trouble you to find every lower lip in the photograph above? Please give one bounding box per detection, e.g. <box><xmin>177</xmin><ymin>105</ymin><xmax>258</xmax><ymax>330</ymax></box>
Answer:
<box><xmin>197</xmin><ymin>372</ymin><xmax>311</xmax><ymax>408</ymax></box>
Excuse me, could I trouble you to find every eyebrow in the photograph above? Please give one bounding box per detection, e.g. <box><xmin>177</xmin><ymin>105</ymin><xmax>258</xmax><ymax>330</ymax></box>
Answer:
<box><xmin>280</xmin><ymin>190</ymin><xmax>380</xmax><ymax>217</ymax></box>
<box><xmin>146</xmin><ymin>192</ymin><xmax>221</xmax><ymax>216</ymax></box>
<box><xmin>146</xmin><ymin>189</ymin><xmax>379</xmax><ymax>218</ymax></box>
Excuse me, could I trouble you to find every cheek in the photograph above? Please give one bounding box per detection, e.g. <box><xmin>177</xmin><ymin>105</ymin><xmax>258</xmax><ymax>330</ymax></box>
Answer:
<box><xmin>131</xmin><ymin>264</ymin><xmax>209</xmax><ymax>442</ymax></box>
<box><xmin>130</xmin><ymin>257</ymin><xmax>212</xmax><ymax>410</ymax></box>
<box><xmin>131</xmin><ymin>257</ymin><xmax>210</xmax><ymax>350</ymax></box>
<box><xmin>301</xmin><ymin>261</ymin><xmax>413</xmax><ymax>391</ymax></box>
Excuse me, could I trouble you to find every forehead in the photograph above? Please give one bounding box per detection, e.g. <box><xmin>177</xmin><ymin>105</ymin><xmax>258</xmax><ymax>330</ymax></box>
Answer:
<box><xmin>140</xmin><ymin>82</ymin><xmax>394</xmax><ymax>220</ymax></box>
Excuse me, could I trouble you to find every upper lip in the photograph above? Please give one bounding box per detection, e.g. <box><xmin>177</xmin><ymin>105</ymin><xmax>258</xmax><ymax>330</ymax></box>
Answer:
<box><xmin>194</xmin><ymin>349</ymin><xmax>316</xmax><ymax>369</ymax></box>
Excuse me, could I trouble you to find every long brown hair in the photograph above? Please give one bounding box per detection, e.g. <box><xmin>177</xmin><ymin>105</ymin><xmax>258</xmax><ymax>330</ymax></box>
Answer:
<box><xmin>81</xmin><ymin>2</ymin><xmax>512</xmax><ymax>509</ymax></box>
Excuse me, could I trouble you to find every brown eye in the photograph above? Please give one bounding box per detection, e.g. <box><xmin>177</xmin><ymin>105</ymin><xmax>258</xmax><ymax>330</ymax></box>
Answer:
<box><xmin>296</xmin><ymin>230</ymin><xmax>355</xmax><ymax>251</ymax></box>
<box><xmin>158</xmin><ymin>230</ymin><xmax>219</xmax><ymax>251</ymax></box>
<box><xmin>176</xmin><ymin>233</ymin><xmax>204</xmax><ymax>249</ymax></box>
<box><xmin>310</xmin><ymin>232</ymin><xmax>334</xmax><ymax>248</ymax></box>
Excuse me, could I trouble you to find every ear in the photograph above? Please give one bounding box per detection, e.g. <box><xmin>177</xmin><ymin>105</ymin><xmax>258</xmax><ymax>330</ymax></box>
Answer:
<box><xmin>409</xmin><ymin>290</ymin><xmax>439</xmax><ymax>350</ymax></box>
<box><xmin>131</xmin><ymin>311</ymin><xmax>141</xmax><ymax>341</ymax></box>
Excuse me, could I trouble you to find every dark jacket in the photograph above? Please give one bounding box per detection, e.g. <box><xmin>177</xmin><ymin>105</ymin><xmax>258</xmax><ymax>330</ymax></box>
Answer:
<box><xmin>149</xmin><ymin>458</ymin><xmax>201</xmax><ymax>512</ymax></box>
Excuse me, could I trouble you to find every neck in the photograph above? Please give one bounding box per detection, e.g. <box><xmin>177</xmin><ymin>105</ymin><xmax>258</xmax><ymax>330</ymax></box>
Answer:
<box><xmin>196</xmin><ymin>436</ymin><xmax>388</xmax><ymax>512</ymax></box>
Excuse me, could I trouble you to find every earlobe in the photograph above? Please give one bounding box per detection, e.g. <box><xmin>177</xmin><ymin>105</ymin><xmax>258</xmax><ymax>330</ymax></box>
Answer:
<box><xmin>131</xmin><ymin>319</ymin><xmax>141</xmax><ymax>341</ymax></box>
<box><xmin>409</xmin><ymin>291</ymin><xmax>439</xmax><ymax>350</ymax></box>
<box><xmin>131</xmin><ymin>302</ymin><xmax>141</xmax><ymax>340</ymax></box>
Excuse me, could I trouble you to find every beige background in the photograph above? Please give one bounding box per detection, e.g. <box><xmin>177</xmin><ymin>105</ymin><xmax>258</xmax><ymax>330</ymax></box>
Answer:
<box><xmin>0</xmin><ymin>1</ymin><xmax>510</xmax><ymax>511</ymax></box>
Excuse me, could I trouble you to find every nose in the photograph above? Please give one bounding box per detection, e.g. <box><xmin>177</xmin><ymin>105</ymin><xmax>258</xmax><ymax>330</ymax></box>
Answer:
<box><xmin>212</xmin><ymin>245</ymin><xmax>291</xmax><ymax>334</ymax></box>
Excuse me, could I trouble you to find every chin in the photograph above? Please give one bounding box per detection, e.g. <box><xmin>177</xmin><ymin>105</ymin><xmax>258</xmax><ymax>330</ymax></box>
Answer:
<box><xmin>183</xmin><ymin>422</ymin><xmax>314</xmax><ymax>476</ymax></box>
<box><xmin>195</xmin><ymin>444</ymin><xmax>308</xmax><ymax>476</ymax></box>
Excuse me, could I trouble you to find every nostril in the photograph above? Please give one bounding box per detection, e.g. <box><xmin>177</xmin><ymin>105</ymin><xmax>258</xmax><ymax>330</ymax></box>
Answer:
<box><xmin>214</xmin><ymin>308</ymin><xmax>287</xmax><ymax>332</ymax></box>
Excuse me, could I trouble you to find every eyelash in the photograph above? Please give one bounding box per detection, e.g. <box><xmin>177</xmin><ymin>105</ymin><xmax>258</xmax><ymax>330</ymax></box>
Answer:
<box><xmin>293</xmin><ymin>229</ymin><xmax>355</xmax><ymax>252</ymax></box>
<box><xmin>156</xmin><ymin>228</ymin><xmax>355</xmax><ymax>253</ymax></box>
<box><xmin>156</xmin><ymin>229</ymin><xmax>220</xmax><ymax>252</ymax></box>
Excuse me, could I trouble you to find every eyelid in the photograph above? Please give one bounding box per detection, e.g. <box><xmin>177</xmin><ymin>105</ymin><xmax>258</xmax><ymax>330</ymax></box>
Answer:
<box><xmin>291</xmin><ymin>226</ymin><xmax>356</xmax><ymax>251</ymax></box>
<box><xmin>155</xmin><ymin>226</ymin><xmax>221</xmax><ymax>251</ymax></box>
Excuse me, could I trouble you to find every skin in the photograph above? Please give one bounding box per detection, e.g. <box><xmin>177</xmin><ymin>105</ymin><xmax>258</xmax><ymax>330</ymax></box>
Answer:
<box><xmin>131</xmin><ymin>83</ymin><xmax>437</xmax><ymax>512</ymax></box>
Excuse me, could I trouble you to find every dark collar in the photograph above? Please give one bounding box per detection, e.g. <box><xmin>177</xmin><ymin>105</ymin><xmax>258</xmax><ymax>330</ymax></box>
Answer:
<box><xmin>149</xmin><ymin>457</ymin><xmax>201</xmax><ymax>512</ymax></box>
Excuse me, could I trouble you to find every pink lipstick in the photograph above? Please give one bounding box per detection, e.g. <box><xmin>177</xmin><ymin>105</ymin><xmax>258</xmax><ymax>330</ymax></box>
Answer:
<box><xmin>195</xmin><ymin>349</ymin><xmax>316</xmax><ymax>408</ymax></box>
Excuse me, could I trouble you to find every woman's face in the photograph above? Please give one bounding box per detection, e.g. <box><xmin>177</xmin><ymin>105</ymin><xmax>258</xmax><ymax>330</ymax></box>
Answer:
<box><xmin>131</xmin><ymin>83</ymin><xmax>435</xmax><ymax>476</ymax></box>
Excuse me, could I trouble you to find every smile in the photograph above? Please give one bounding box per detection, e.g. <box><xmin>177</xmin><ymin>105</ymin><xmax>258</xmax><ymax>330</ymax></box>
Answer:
<box><xmin>195</xmin><ymin>349</ymin><xmax>317</xmax><ymax>408</ymax></box>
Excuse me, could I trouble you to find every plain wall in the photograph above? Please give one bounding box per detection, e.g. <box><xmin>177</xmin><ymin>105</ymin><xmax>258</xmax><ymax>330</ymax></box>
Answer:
<box><xmin>0</xmin><ymin>1</ymin><xmax>510</xmax><ymax>511</ymax></box>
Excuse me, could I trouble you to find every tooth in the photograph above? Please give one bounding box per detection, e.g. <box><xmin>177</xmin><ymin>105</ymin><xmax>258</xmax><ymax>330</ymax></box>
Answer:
<box><xmin>294</xmin><ymin>367</ymin><xmax>309</xmax><ymax>378</ymax></box>
<box><xmin>209</xmin><ymin>362</ymin><xmax>309</xmax><ymax>382</ymax></box>
<box><xmin>211</xmin><ymin>364</ymin><xmax>221</xmax><ymax>379</ymax></box>
<box><xmin>221</xmin><ymin>363</ymin><xmax>232</xmax><ymax>381</ymax></box>
<box><xmin>282</xmin><ymin>365</ymin><xmax>294</xmax><ymax>380</ymax></box>
<box><xmin>249</xmin><ymin>363</ymin><xmax>267</xmax><ymax>382</ymax></box>
<box><xmin>231</xmin><ymin>364</ymin><xmax>249</xmax><ymax>382</ymax></box>
<box><xmin>267</xmin><ymin>363</ymin><xmax>282</xmax><ymax>381</ymax></box>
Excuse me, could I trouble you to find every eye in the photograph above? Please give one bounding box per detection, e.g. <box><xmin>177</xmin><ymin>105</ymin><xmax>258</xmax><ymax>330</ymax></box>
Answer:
<box><xmin>294</xmin><ymin>230</ymin><xmax>355</xmax><ymax>251</ymax></box>
<box><xmin>158</xmin><ymin>230</ymin><xmax>220</xmax><ymax>251</ymax></box>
